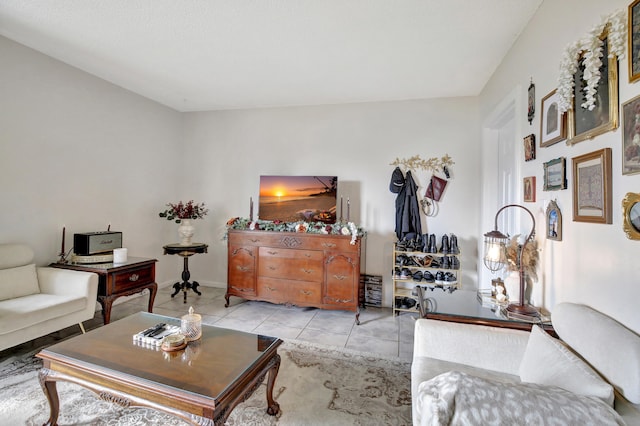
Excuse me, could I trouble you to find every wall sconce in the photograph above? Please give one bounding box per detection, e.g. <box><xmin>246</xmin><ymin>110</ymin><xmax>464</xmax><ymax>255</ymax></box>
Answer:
<box><xmin>483</xmin><ymin>204</ymin><xmax>538</xmax><ymax>316</ymax></box>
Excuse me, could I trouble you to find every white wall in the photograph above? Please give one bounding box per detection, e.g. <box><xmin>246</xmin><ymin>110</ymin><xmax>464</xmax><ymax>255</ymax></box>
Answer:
<box><xmin>479</xmin><ymin>0</ymin><xmax>640</xmax><ymax>332</ymax></box>
<box><xmin>181</xmin><ymin>99</ymin><xmax>481</xmax><ymax>306</ymax></box>
<box><xmin>0</xmin><ymin>36</ymin><xmax>184</xmax><ymax>283</ymax></box>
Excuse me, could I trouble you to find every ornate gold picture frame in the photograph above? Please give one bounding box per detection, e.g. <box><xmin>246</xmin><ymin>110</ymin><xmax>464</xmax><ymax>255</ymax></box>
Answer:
<box><xmin>567</xmin><ymin>30</ymin><xmax>619</xmax><ymax>146</ymax></box>
<box><xmin>572</xmin><ymin>148</ymin><xmax>612</xmax><ymax>224</ymax></box>
<box><xmin>629</xmin><ymin>0</ymin><xmax>640</xmax><ymax>83</ymax></box>
<box><xmin>622</xmin><ymin>192</ymin><xmax>640</xmax><ymax>240</ymax></box>
<box><xmin>546</xmin><ymin>200</ymin><xmax>562</xmax><ymax>241</ymax></box>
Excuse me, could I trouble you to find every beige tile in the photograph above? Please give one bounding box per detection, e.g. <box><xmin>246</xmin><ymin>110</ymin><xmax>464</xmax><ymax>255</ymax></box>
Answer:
<box><xmin>296</xmin><ymin>328</ymin><xmax>349</xmax><ymax>348</ymax></box>
<box><xmin>253</xmin><ymin>323</ymin><xmax>303</xmax><ymax>340</ymax></box>
<box><xmin>346</xmin><ymin>333</ymin><xmax>398</xmax><ymax>357</ymax></box>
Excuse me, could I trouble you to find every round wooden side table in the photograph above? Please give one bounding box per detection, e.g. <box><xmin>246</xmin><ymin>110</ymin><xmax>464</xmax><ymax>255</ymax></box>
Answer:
<box><xmin>163</xmin><ymin>243</ymin><xmax>208</xmax><ymax>303</ymax></box>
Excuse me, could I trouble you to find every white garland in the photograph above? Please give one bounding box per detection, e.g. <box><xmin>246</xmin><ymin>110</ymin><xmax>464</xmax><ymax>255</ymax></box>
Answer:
<box><xmin>557</xmin><ymin>10</ymin><xmax>626</xmax><ymax>113</ymax></box>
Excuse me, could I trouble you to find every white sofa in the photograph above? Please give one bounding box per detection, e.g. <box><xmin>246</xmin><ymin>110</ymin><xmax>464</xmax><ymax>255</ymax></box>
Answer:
<box><xmin>412</xmin><ymin>303</ymin><xmax>640</xmax><ymax>425</ymax></box>
<box><xmin>0</xmin><ymin>244</ymin><xmax>98</xmax><ymax>351</ymax></box>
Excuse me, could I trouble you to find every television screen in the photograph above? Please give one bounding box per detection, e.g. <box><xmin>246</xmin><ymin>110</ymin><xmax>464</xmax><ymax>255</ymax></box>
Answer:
<box><xmin>259</xmin><ymin>175</ymin><xmax>337</xmax><ymax>223</ymax></box>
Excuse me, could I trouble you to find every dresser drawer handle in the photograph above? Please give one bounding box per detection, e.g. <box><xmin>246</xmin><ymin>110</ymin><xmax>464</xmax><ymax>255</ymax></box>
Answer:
<box><xmin>268</xmin><ymin>266</ymin><xmax>277</xmax><ymax>270</ymax></box>
<box><xmin>300</xmin><ymin>289</ymin><xmax>313</xmax><ymax>296</ymax></box>
<box><xmin>266</xmin><ymin>286</ymin><xmax>277</xmax><ymax>292</ymax></box>
<box><xmin>302</xmin><ymin>268</ymin><xmax>314</xmax><ymax>274</ymax></box>
<box><xmin>267</xmin><ymin>250</ymin><xmax>278</xmax><ymax>255</ymax></box>
<box><xmin>129</xmin><ymin>274</ymin><xmax>139</xmax><ymax>282</ymax></box>
<box><xmin>333</xmin><ymin>274</ymin><xmax>346</xmax><ymax>281</ymax></box>
<box><xmin>322</xmin><ymin>243</ymin><xmax>337</xmax><ymax>248</ymax></box>
<box><xmin>231</xmin><ymin>286</ymin><xmax>251</xmax><ymax>293</ymax></box>
<box><xmin>236</xmin><ymin>266</ymin><xmax>250</xmax><ymax>272</ymax></box>
<box><xmin>304</xmin><ymin>253</ymin><xmax>311</xmax><ymax>258</ymax></box>
<box><xmin>250</xmin><ymin>238</ymin><xmax>260</xmax><ymax>243</ymax></box>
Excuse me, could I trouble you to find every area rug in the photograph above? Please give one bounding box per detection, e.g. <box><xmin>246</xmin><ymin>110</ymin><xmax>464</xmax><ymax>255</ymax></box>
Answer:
<box><xmin>0</xmin><ymin>340</ymin><xmax>412</xmax><ymax>425</ymax></box>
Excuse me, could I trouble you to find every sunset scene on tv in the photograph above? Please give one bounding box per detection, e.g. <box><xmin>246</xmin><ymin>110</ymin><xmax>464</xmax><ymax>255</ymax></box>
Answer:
<box><xmin>259</xmin><ymin>176</ymin><xmax>337</xmax><ymax>223</ymax></box>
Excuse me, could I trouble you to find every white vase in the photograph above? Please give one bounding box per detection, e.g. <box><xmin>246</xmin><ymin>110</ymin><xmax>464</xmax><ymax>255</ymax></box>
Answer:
<box><xmin>504</xmin><ymin>271</ymin><xmax>521</xmax><ymax>304</ymax></box>
<box><xmin>178</xmin><ymin>219</ymin><xmax>195</xmax><ymax>245</ymax></box>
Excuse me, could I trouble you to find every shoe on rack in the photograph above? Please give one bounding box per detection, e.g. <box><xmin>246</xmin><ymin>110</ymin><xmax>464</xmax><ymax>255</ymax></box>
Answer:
<box><xmin>449</xmin><ymin>234</ymin><xmax>460</xmax><ymax>255</ymax></box>
<box><xmin>423</xmin><ymin>271</ymin><xmax>435</xmax><ymax>283</ymax></box>
<box><xmin>430</xmin><ymin>257</ymin><xmax>440</xmax><ymax>268</ymax></box>
<box><xmin>451</xmin><ymin>257</ymin><xmax>460</xmax><ymax>270</ymax></box>
<box><xmin>428</xmin><ymin>234</ymin><xmax>437</xmax><ymax>253</ymax></box>
<box><xmin>396</xmin><ymin>240</ymin><xmax>408</xmax><ymax>251</ymax></box>
<box><xmin>393</xmin><ymin>267</ymin><xmax>402</xmax><ymax>278</ymax></box>
<box><xmin>408</xmin><ymin>256</ymin><xmax>423</xmax><ymax>267</ymax></box>
<box><xmin>412</xmin><ymin>270</ymin><xmax>424</xmax><ymax>282</ymax></box>
<box><xmin>404</xmin><ymin>297</ymin><xmax>416</xmax><ymax>309</ymax></box>
<box><xmin>421</xmin><ymin>234</ymin><xmax>430</xmax><ymax>252</ymax></box>
<box><xmin>422</xmin><ymin>256</ymin><xmax>433</xmax><ymax>267</ymax></box>
<box><xmin>440</xmin><ymin>234</ymin><xmax>450</xmax><ymax>254</ymax></box>
<box><xmin>435</xmin><ymin>271</ymin><xmax>445</xmax><ymax>284</ymax></box>
<box><xmin>440</xmin><ymin>256</ymin><xmax>450</xmax><ymax>269</ymax></box>
<box><xmin>443</xmin><ymin>272</ymin><xmax>458</xmax><ymax>285</ymax></box>
<box><xmin>400</xmin><ymin>268</ymin><xmax>411</xmax><ymax>279</ymax></box>
<box><xmin>395</xmin><ymin>254</ymin><xmax>408</xmax><ymax>266</ymax></box>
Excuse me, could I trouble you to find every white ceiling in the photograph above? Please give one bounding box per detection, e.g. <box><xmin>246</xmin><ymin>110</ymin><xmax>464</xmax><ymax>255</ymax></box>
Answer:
<box><xmin>0</xmin><ymin>0</ymin><xmax>542</xmax><ymax>112</ymax></box>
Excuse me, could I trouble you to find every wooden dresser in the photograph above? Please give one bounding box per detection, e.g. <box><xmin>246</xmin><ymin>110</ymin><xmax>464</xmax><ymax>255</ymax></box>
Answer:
<box><xmin>226</xmin><ymin>230</ymin><xmax>365</xmax><ymax>324</ymax></box>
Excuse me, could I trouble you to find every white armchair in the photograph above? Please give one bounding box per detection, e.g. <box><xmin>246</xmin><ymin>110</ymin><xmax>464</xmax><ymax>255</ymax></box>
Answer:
<box><xmin>0</xmin><ymin>243</ymin><xmax>98</xmax><ymax>351</ymax></box>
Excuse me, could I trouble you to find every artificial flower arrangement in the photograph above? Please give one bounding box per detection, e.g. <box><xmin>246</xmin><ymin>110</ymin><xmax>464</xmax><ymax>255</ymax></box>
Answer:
<box><xmin>504</xmin><ymin>234</ymin><xmax>539</xmax><ymax>282</ymax></box>
<box><xmin>557</xmin><ymin>9</ymin><xmax>626</xmax><ymax>114</ymax></box>
<box><xmin>159</xmin><ymin>200</ymin><xmax>209</xmax><ymax>223</ymax></box>
<box><xmin>225</xmin><ymin>217</ymin><xmax>365</xmax><ymax>245</ymax></box>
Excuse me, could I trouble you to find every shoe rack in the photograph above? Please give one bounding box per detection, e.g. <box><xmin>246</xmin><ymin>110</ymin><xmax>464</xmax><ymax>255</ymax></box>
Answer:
<box><xmin>392</xmin><ymin>235</ymin><xmax>461</xmax><ymax>316</ymax></box>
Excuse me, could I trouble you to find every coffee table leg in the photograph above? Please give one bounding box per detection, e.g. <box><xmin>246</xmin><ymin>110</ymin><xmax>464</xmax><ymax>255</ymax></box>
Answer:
<box><xmin>38</xmin><ymin>369</ymin><xmax>59</xmax><ymax>426</ymax></box>
<box><xmin>265</xmin><ymin>354</ymin><xmax>281</xmax><ymax>416</ymax></box>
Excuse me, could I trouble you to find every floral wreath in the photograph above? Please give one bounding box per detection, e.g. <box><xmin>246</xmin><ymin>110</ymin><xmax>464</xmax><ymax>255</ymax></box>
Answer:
<box><xmin>557</xmin><ymin>9</ymin><xmax>626</xmax><ymax>114</ymax></box>
<box><xmin>225</xmin><ymin>217</ymin><xmax>365</xmax><ymax>245</ymax></box>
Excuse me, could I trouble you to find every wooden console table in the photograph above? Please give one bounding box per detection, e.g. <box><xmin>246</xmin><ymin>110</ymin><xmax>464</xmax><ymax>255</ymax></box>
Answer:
<box><xmin>51</xmin><ymin>257</ymin><xmax>157</xmax><ymax>325</ymax></box>
<box><xmin>226</xmin><ymin>230</ymin><xmax>365</xmax><ymax>324</ymax></box>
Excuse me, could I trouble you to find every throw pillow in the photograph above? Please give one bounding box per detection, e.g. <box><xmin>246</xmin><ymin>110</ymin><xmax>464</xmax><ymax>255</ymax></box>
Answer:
<box><xmin>519</xmin><ymin>324</ymin><xmax>614</xmax><ymax>406</ymax></box>
<box><xmin>0</xmin><ymin>263</ymin><xmax>40</xmax><ymax>301</ymax></box>
<box><xmin>416</xmin><ymin>371</ymin><xmax>624</xmax><ymax>426</ymax></box>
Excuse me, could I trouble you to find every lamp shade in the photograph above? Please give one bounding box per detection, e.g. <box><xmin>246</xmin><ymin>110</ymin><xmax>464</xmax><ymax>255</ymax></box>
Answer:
<box><xmin>483</xmin><ymin>229</ymin><xmax>508</xmax><ymax>272</ymax></box>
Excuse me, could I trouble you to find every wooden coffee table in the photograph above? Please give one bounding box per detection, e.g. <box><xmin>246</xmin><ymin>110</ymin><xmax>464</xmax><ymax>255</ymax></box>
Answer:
<box><xmin>36</xmin><ymin>312</ymin><xmax>283</xmax><ymax>426</ymax></box>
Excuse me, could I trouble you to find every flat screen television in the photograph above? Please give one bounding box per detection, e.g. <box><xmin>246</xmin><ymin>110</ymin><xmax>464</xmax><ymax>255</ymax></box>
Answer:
<box><xmin>259</xmin><ymin>175</ymin><xmax>337</xmax><ymax>223</ymax></box>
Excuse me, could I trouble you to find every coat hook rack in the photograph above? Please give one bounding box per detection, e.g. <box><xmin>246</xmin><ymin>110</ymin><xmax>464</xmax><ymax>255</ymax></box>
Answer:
<box><xmin>390</xmin><ymin>154</ymin><xmax>455</xmax><ymax>174</ymax></box>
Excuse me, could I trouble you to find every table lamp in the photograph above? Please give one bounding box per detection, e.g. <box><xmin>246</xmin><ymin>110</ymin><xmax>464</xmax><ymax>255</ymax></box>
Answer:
<box><xmin>483</xmin><ymin>204</ymin><xmax>538</xmax><ymax>315</ymax></box>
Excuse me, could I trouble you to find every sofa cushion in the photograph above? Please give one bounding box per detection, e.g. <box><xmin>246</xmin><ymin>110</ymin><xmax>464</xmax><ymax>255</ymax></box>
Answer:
<box><xmin>553</xmin><ymin>302</ymin><xmax>640</xmax><ymax>405</ymax></box>
<box><xmin>416</xmin><ymin>371</ymin><xmax>624</xmax><ymax>426</ymax></box>
<box><xmin>0</xmin><ymin>293</ymin><xmax>87</xmax><ymax>334</ymax></box>
<box><xmin>0</xmin><ymin>244</ymin><xmax>34</xmax><ymax>269</ymax></box>
<box><xmin>519</xmin><ymin>325</ymin><xmax>614</xmax><ymax>406</ymax></box>
<box><xmin>0</xmin><ymin>263</ymin><xmax>40</xmax><ymax>301</ymax></box>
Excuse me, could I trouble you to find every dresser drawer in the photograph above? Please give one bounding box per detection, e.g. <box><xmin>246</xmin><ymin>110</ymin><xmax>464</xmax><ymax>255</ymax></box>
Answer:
<box><xmin>257</xmin><ymin>277</ymin><xmax>290</xmax><ymax>303</ymax></box>
<box><xmin>258</xmin><ymin>248</ymin><xmax>323</xmax><ymax>282</ymax></box>
<box><xmin>109</xmin><ymin>264</ymin><xmax>154</xmax><ymax>293</ymax></box>
<box><xmin>289</xmin><ymin>281</ymin><xmax>322</xmax><ymax>305</ymax></box>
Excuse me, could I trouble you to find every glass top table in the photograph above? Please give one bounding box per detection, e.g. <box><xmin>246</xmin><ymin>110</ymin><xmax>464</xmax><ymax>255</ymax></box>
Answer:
<box><xmin>37</xmin><ymin>311</ymin><xmax>282</xmax><ymax>425</ymax></box>
<box><xmin>416</xmin><ymin>288</ymin><xmax>555</xmax><ymax>335</ymax></box>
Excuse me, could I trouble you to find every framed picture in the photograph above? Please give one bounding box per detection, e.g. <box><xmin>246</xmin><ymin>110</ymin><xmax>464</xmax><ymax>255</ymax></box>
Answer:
<box><xmin>567</xmin><ymin>31</ymin><xmax>619</xmax><ymax>145</ymax></box>
<box><xmin>629</xmin><ymin>0</ymin><xmax>640</xmax><ymax>83</ymax></box>
<box><xmin>540</xmin><ymin>89</ymin><xmax>566</xmax><ymax>147</ymax></box>
<box><xmin>572</xmin><ymin>148</ymin><xmax>612</xmax><ymax>224</ymax></box>
<box><xmin>528</xmin><ymin>80</ymin><xmax>535</xmax><ymax>124</ymax></box>
<box><xmin>621</xmin><ymin>94</ymin><xmax>640</xmax><ymax>175</ymax></box>
<box><xmin>622</xmin><ymin>192</ymin><xmax>640</xmax><ymax>240</ymax></box>
<box><xmin>543</xmin><ymin>157</ymin><xmax>567</xmax><ymax>191</ymax></box>
<box><xmin>524</xmin><ymin>134</ymin><xmax>536</xmax><ymax>161</ymax></box>
<box><xmin>546</xmin><ymin>200</ymin><xmax>562</xmax><ymax>241</ymax></box>
<box><xmin>523</xmin><ymin>176</ymin><xmax>536</xmax><ymax>202</ymax></box>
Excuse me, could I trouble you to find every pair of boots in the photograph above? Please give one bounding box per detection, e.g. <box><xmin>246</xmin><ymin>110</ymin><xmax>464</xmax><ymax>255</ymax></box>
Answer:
<box><xmin>422</xmin><ymin>234</ymin><xmax>437</xmax><ymax>253</ymax></box>
<box><xmin>439</xmin><ymin>234</ymin><xmax>460</xmax><ymax>255</ymax></box>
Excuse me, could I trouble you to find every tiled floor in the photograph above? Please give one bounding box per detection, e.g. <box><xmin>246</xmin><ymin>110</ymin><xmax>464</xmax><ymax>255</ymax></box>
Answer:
<box><xmin>1</xmin><ymin>285</ymin><xmax>419</xmax><ymax>362</ymax></box>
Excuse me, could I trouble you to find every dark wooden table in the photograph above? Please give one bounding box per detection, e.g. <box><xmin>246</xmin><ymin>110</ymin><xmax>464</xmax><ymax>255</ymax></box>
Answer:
<box><xmin>51</xmin><ymin>257</ymin><xmax>157</xmax><ymax>324</ymax></box>
<box><xmin>37</xmin><ymin>312</ymin><xmax>282</xmax><ymax>426</ymax></box>
<box><xmin>163</xmin><ymin>243</ymin><xmax>208</xmax><ymax>303</ymax></box>
<box><xmin>416</xmin><ymin>288</ymin><xmax>556</xmax><ymax>336</ymax></box>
